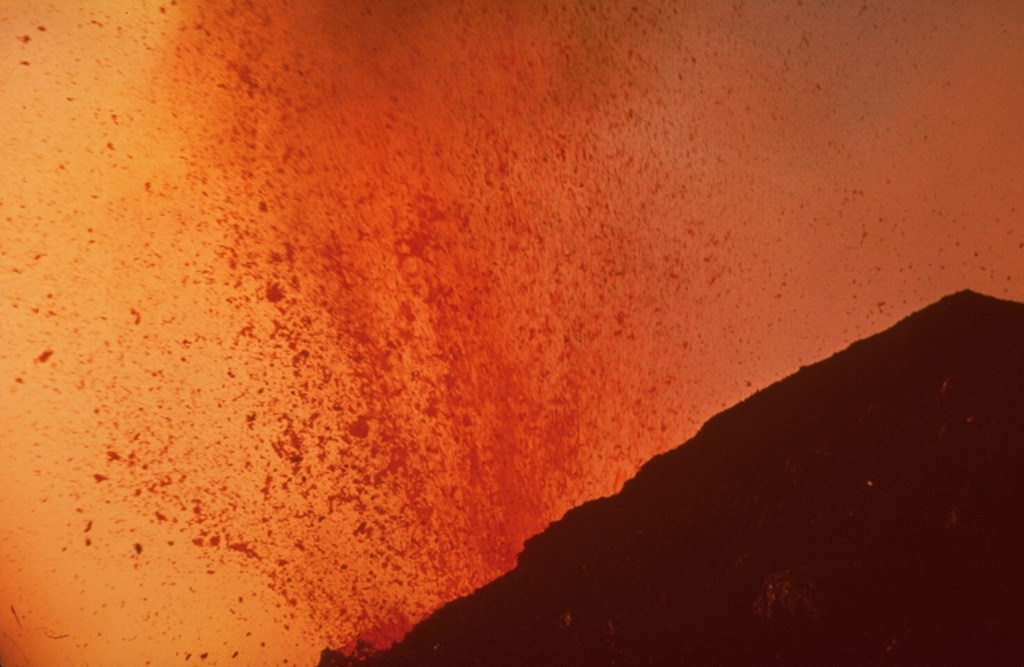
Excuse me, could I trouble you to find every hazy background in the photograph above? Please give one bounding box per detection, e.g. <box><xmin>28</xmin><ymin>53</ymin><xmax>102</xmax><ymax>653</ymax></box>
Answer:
<box><xmin>2</xmin><ymin>0</ymin><xmax>1022</xmax><ymax>665</ymax></box>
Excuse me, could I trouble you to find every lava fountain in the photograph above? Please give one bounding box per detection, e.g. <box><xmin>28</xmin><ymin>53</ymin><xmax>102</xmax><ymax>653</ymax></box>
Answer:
<box><xmin>2</xmin><ymin>1</ymin><xmax>1022</xmax><ymax>665</ymax></box>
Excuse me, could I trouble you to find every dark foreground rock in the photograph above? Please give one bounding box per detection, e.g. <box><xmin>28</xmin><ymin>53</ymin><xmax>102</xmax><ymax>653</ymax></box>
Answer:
<box><xmin>318</xmin><ymin>289</ymin><xmax>1024</xmax><ymax>666</ymax></box>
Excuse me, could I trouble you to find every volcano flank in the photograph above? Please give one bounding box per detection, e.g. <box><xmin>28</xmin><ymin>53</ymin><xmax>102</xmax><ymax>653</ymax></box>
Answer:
<box><xmin>317</xmin><ymin>290</ymin><xmax>1024</xmax><ymax>665</ymax></box>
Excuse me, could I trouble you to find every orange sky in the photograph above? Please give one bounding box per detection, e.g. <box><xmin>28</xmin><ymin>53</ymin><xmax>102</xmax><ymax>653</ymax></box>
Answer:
<box><xmin>2</xmin><ymin>1</ymin><xmax>1022</xmax><ymax>665</ymax></box>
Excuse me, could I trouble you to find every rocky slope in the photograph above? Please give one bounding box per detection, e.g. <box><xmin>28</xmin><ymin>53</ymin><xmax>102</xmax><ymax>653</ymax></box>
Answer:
<box><xmin>318</xmin><ymin>290</ymin><xmax>1024</xmax><ymax>665</ymax></box>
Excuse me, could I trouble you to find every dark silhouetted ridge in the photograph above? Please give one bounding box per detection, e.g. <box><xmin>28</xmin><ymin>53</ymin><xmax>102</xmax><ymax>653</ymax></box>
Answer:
<box><xmin>318</xmin><ymin>289</ymin><xmax>1024</xmax><ymax>666</ymax></box>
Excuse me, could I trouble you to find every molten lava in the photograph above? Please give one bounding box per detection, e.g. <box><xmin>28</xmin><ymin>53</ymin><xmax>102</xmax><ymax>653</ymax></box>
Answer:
<box><xmin>1</xmin><ymin>1</ymin><xmax>1022</xmax><ymax>665</ymax></box>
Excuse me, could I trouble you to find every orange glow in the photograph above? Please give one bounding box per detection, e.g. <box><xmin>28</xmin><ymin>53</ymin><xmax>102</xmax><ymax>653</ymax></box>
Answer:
<box><xmin>2</xmin><ymin>1</ymin><xmax>1022</xmax><ymax>665</ymax></box>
